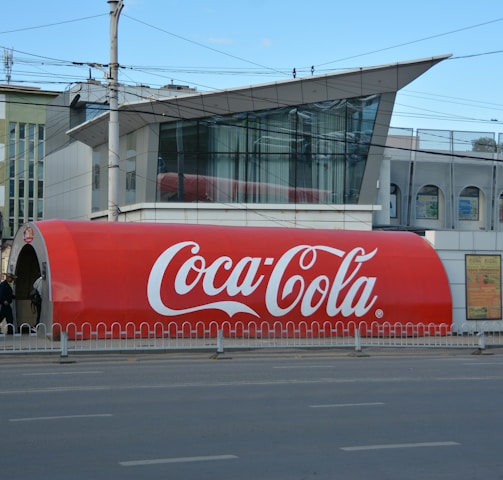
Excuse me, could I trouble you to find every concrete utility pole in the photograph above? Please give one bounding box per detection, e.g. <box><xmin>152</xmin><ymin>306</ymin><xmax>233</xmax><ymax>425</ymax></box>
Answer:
<box><xmin>108</xmin><ymin>0</ymin><xmax>124</xmax><ymax>222</ymax></box>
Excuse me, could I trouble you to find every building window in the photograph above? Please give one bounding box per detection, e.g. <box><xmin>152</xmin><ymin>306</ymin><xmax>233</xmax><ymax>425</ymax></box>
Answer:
<box><xmin>92</xmin><ymin>150</ymin><xmax>102</xmax><ymax>213</ymax></box>
<box><xmin>459</xmin><ymin>186</ymin><xmax>479</xmax><ymax>221</ymax></box>
<box><xmin>92</xmin><ymin>164</ymin><xmax>100</xmax><ymax>190</ymax></box>
<box><xmin>390</xmin><ymin>183</ymin><xmax>399</xmax><ymax>219</ymax></box>
<box><xmin>70</xmin><ymin>103</ymin><xmax>108</xmax><ymax>130</ymax></box>
<box><xmin>18</xmin><ymin>123</ymin><xmax>25</xmax><ymax>160</ymax></box>
<box><xmin>157</xmin><ymin>95</ymin><xmax>380</xmax><ymax>204</ymax></box>
<box><xmin>28</xmin><ymin>124</ymin><xmax>35</xmax><ymax>161</ymax></box>
<box><xmin>37</xmin><ymin>198</ymin><xmax>43</xmax><ymax>218</ymax></box>
<box><xmin>37</xmin><ymin>125</ymin><xmax>45</xmax><ymax>182</ymax></box>
<box><xmin>126</xmin><ymin>171</ymin><xmax>136</xmax><ymax>192</ymax></box>
<box><xmin>416</xmin><ymin>185</ymin><xmax>438</xmax><ymax>219</ymax></box>
<box><xmin>126</xmin><ymin>132</ymin><xmax>137</xmax><ymax>205</ymax></box>
<box><xmin>8</xmin><ymin>123</ymin><xmax>16</xmax><ymax>159</ymax></box>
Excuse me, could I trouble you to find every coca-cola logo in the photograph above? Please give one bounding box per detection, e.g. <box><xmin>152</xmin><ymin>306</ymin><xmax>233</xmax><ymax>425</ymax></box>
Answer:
<box><xmin>147</xmin><ymin>241</ymin><xmax>379</xmax><ymax>319</ymax></box>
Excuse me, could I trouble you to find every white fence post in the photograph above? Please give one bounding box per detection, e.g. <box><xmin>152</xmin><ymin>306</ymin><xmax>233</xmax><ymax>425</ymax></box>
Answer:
<box><xmin>217</xmin><ymin>329</ymin><xmax>224</xmax><ymax>354</ymax></box>
<box><xmin>477</xmin><ymin>332</ymin><xmax>485</xmax><ymax>351</ymax></box>
<box><xmin>60</xmin><ymin>331</ymin><xmax>68</xmax><ymax>358</ymax></box>
<box><xmin>355</xmin><ymin>328</ymin><xmax>362</xmax><ymax>352</ymax></box>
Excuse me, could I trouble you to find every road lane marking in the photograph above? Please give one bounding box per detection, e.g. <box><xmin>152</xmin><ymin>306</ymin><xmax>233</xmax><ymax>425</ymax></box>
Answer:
<box><xmin>310</xmin><ymin>402</ymin><xmax>385</xmax><ymax>408</ymax></box>
<box><xmin>1</xmin><ymin>376</ymin><xmax>502</xmax><ymax>395</ymax></box>
<box><xmin>9</xmin><ymin>414</ymin><xmax>112</xmax><ymax>422</ymax></box>
<box><xmin>463</xmin><ymin>363</ymin><xmax>503</xmax><ymax>366</ymax></box>
<box><xmin>23</xmin><ymin>371</ymin><xmax>103</xmax><ymax>376</ymax></box>
<box><xmin>274</xmin><ymin>365</ymin><xmax>335</xmax><ymax>369</ymax></box>
<box><xmin>341</xmin><ymin>441</ymin><xmax>460</xmax><ymax>451</ymax></box>
<box><xmin>119</xmin><ymin>454</ymin><xmax>238</xmax><ymax>467</ymax></box>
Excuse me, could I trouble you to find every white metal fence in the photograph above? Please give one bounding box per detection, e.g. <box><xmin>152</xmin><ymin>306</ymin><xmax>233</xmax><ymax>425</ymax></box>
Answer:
<box><xmin>0</xmin><ymin>320</ymin><xmax>498</xmax><ymax>355</ymax></box>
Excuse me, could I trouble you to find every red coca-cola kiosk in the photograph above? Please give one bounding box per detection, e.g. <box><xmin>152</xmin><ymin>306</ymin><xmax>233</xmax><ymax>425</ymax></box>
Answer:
<box><xmin>8</xmin><ymin>220</ymin><xmax>452</xmax><ymax>338</ymax></box>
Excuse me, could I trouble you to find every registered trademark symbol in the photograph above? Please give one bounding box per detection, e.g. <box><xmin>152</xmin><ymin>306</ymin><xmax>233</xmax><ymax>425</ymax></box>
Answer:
<box><xmin>375</xmin><ymin>309</ymin><xmax>384</xmax><ymax>319</ymax></box>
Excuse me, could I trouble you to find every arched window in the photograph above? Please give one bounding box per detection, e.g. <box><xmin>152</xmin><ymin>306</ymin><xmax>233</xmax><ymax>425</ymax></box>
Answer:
<box><xmin>416</xmin><ymin>185</ymin><xmax>438</xmax><ymax>220</ymax></box>
<box><xmin>499</xmin><ymin>192</ymin><xmax>503</xmax><ymax>223</ymax></box>
<box><xmin>458</xmin><ymin>186</ymin><xmax>479</xmax><ymax>221</ymax></box>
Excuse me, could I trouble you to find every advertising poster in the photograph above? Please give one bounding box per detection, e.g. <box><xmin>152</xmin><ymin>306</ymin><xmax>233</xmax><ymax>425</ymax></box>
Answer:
<box><xmin>416</xmin><ymin>188</ymin><xmax>438</xmax><ymax>219</ymax></box>
<box><xmin>466</xmin><ymin>254</ymin><xmax>502</xmax><ymax>320</ymax></box>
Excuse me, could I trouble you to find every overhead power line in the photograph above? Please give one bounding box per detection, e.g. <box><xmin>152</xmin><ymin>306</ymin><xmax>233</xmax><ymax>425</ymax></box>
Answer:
<box><xmin>0</xmin><ymin>14</ymin><xmax>107</xmax><ymax>35</ymax></box>
<box><xmin>313</xmin><ymin>16</ymin><xmax>503</xmax><ymax>68</ymax></box>
<box><xmin>0</xmin><ymin>11</ymin><xmax>502</xmax><ymax>133</ymax></box>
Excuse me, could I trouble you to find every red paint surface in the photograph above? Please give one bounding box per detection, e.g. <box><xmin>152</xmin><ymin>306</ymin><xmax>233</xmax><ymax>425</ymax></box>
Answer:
<box><xmin>28</xmin><ymin>220</ymin><xmax>451</xmax><ymax>337</ymax></box>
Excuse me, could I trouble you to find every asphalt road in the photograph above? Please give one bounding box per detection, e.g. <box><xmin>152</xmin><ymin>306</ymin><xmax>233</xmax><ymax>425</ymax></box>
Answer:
<box><xmin>1</xmin><ymin>349</ymin><xmax>502</xmax><ymax>479</ymax></box>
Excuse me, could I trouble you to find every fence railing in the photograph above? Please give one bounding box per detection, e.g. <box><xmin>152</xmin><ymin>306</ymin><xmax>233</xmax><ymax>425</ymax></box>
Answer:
<box><xmin>0</xmin><ymin>320</ymin><xmax>499</xmax><ymax>355</ymax></box>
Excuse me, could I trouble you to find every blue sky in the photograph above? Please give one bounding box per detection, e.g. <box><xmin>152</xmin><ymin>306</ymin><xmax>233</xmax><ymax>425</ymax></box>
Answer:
<box><xmin>0</xmin><ymin>0</ymin><xmax>502</xmax><ymax>135</ymax></box>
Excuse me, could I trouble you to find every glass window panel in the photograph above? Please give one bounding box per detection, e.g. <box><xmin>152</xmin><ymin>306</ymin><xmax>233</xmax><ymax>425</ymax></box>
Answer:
<box><xmin>92</xmin><ymin>150</ymin><xmax>102</xmax><ymax>213</ymax></box>
<box><xmin>18</xmin><ymin>199</ymin><xmax>24</xmax><ymax>218</ymax></box>
<box><xmin>37</xmin><ymin>198</ymin><xmax>43</xmax><ymax>218</ymax></box>
<box><xmin>18</xmin><ymin>123</ymin><xmax>25</xmax><ymax>160</ymax></box>
<box><xmin>28</xmin><ymin>124</ymin><xmax>35</xmax><ymax>160</ymax></box>
<box><xmin>417</xmin><ymin>129</ymin><xmax>451</xmax><ymax>152</ymax></box>
<box><xmin>453</xmin><ymin>131</ymin><xmax>494</xmax><ymax>152</ymax></box>
<box><xmin>390</xmin><ymin>184</ymin><xmax>398</xmax><ymax>218</ymax></box>
<box><xmin>126</xmin><ymin>171</ymin><xmax>136</xmax><ymax>191</ymax></box>
<box><xmin>37</xmin><ymin>160</ymin><xmax>44</xmax><ymax>181</ymax></box>
<box><xmin>9</xmin><ymin>123</ymin><xmax>16</xmax><ymax>159</ymax></box>
<box><xmin>92</xmin><ymin>164</ymin><xmax>100</xmax><ymax>190</ymax></box>
<box><xmin>157</xmin><ymin>95</ymin><xmax>380</xmax><ymax>205</ymax></box>
<box><xmin>70</xmin><ymin>103</ymin><xmax>108</xmax><ymax>129</ymax></box>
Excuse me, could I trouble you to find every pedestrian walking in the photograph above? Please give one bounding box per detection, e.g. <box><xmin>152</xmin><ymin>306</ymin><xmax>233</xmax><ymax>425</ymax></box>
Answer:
<box><xmin>30</xmin><ymin>276</ymin><xmax>43</xmax><ymax>333</ymax></box>
<box><xmin>0</xmin><ymin>272</ymin><xmax>16</xmax><ymax>334</ymax></box>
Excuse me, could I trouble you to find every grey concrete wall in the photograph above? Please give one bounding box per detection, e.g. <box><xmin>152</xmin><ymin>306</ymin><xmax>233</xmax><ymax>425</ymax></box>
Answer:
<box><xmin>425</xmin><ymin>230</ymin><xmax>503</xmax><ymax>332</ymax></box>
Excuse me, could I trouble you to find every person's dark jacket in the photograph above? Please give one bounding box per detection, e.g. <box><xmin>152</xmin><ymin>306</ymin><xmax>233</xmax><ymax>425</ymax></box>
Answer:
<box><xmin>0</xmin><ymin>279</ymin><xmax>13</xmax><ymax>305</ymax></box>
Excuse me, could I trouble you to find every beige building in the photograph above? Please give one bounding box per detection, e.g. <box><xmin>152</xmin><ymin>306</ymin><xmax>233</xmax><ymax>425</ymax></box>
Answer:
<box><xmin>0</xmin><ymin>85</ymin><xmax>59</xmax><ymax>271</ymax></box>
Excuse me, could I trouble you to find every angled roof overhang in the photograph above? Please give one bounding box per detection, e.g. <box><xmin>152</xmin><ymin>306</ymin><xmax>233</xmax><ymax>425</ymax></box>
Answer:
<box><xmin>67</xmin><ymin>54</ymin><xmax>451</xmax><ymax>148</ymax></box>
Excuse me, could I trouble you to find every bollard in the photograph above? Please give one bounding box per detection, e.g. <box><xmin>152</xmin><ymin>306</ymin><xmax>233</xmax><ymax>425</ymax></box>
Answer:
<box><xmin>217</xmin><ymin>329</ymin><xmax>224</xmax><ymax>354</ymax></box>
<box><xmin>355</xmin><ymin>328</ymin><xmax>362</xmax><ymax>352</ymax></box>
<box><xmin>60</xmin><ymin>331</ymin><xmax>68</xmax><ymax>358</ymax></box>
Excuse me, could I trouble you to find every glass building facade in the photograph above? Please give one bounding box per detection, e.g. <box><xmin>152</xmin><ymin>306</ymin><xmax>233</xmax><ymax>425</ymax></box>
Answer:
<box><xmin>157</xmin><ymin>95</ymin><xmax>380</xmax><ymax>205</ymax></box>
<box><xmin>7</xmin><ymin>121</ymin><xmax>45</xmax><ymax>236</ymax></box>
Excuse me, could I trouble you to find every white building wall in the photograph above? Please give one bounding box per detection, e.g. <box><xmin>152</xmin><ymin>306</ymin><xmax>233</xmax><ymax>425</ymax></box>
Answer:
<box><xmin>44</xmin><ymin>141</ymin><xmax>93</xmax><ymax>220</ymax></box>
<box><xmin>91</xmin><ymin>203</ymin><xmax>378</xmax><ymax>231</ymax></box>
<box><xmin>425</xmin><ymin>230</ymin><xmax>503</xmax><ymax>333</ymax></box>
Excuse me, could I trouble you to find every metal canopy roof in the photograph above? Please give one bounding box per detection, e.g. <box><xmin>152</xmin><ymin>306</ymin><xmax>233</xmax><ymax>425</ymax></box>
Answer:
<box><xmin>67</xmin><ymin>54</ymin><xmax>451</xmax><ymax>148</ymax></box>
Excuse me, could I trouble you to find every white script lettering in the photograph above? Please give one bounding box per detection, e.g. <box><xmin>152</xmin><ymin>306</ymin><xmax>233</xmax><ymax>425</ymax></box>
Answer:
<box><xmin>147</xmin><ymin>242</ymin><xmax>378</xmax><ymax>319</ymax></box>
